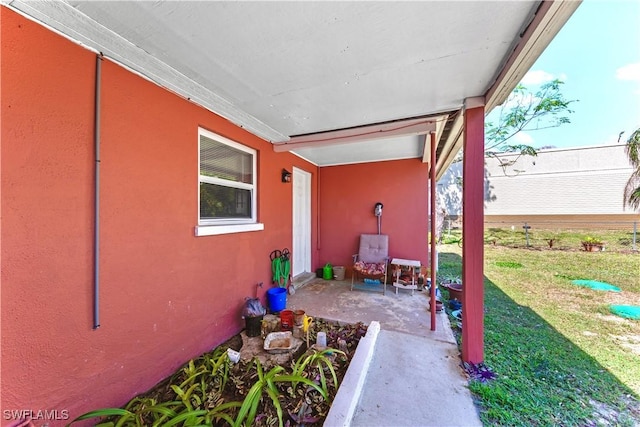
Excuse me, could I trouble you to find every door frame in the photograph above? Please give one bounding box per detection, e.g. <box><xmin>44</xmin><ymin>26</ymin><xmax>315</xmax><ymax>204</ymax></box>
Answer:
<box><xmin>292</xmin><ymin>167</ymin><xmax>312</xmax><ymax>277</ymax></box>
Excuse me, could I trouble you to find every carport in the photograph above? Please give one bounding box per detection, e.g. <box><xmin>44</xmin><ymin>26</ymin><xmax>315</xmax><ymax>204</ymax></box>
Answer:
<box><xmin>1</xmin><ymin>0</ymin><xmax>581</xmax><ymax>418</ymax></box>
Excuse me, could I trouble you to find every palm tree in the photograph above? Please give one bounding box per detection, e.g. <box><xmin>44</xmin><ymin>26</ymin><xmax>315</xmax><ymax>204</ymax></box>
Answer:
<box><xmin>623</xmin><ymin>128</ymin><xmax>640</xmax><ymax>210</ymax></box>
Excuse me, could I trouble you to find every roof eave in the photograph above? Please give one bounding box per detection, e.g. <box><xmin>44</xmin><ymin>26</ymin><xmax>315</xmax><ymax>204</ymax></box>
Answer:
<box><xmin>435</xmin><ymin>0</ymin><xmax>582</xmax><ymax>180</ymax></box>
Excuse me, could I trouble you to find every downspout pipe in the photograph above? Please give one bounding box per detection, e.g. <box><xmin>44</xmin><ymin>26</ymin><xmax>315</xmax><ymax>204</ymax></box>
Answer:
<box><xmin>93</xmin><ymin>54</ymin><xmax>102</xmax><ymax>330</ymax></box>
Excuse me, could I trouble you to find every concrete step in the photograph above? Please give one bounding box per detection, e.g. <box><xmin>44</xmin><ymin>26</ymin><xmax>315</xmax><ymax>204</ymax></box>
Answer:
<box><xmin>292</xmin><ymin>272</ymin><xmax>316</xmax><ymax>290</ymax></box>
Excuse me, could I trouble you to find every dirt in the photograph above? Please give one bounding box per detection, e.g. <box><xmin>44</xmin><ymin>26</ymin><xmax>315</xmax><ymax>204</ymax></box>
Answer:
<box><xmin>99</xmin><ymin>318</ymin><xmax>368</xmax><ymax>427</ymax></box>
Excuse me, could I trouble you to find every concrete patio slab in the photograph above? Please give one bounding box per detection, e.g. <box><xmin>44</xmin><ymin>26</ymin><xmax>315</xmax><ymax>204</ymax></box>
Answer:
<box><xmin>287</xmin><ymin>279</ymin><xmax>451</xmax><ymax>340</ymax></box>
<box><xmin>287</xmin><ymin>278</ymin><xmax>482</xmax><ymax>426</ymax></box>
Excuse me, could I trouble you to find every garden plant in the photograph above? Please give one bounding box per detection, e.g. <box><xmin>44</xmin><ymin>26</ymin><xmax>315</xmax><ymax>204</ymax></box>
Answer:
<box><xmin>68</xmin><ymin>320</ymin><xmax>367</xmax><ymax>427</ymax></box>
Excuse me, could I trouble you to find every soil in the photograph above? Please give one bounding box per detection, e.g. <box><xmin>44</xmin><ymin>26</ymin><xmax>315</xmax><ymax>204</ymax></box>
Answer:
<box><xmin>100</xmin><ymin>318</ymin><xmax>367</xmax><ymax>427</ymax></box>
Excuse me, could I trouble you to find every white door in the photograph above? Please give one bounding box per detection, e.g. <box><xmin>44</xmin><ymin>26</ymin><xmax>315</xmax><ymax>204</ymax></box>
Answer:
<box><xmin>292</xmin><ymin>167</ymin><xmax>311</xmax><ymax>277</ymax></box>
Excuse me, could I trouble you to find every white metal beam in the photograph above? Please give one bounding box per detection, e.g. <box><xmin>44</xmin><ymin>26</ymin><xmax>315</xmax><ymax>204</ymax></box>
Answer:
<box><xmin>435</xmin><ymin>111</ymin><xmax>464</xmax><ymax>180</ymax></box>
<box><xmin>273</xmin><ymin>117</ymin><xmax>437</xmax><ymax>153</ymax></box>
<box><xmin>422</xmin><ymin>115</ymin><xmax>448</xmax><ymax>163</ymax></box>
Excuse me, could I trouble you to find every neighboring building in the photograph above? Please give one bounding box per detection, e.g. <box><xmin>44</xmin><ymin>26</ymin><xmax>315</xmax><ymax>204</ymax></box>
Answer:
<box><xmin>438</xmin><ymin>144</ymin><xmax>640</xmax><ymax>229</ymax></box>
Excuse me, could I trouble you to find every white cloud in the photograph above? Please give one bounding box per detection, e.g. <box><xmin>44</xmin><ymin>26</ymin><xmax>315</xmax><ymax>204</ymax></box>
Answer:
<box><xmin>521</xmin><ymin>70</ymin><xmax>556</xmax><ymax>85</ymax></box>
<box><xmin>616</xmin><ymin>62</ymin><xmax>640</xmax><ymax>81</ymax></box>
<box><xmin>513</xmin><ymin>132</ymin><xmax>534</xmax><ymax>145</ymax></box>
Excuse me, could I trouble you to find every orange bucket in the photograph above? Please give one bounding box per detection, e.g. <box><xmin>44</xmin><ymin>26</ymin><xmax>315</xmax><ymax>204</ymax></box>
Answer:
<box><xmin>293</xmin><ymin>309</ymin><xmax>305</xmax><ymax>326</ymax></box>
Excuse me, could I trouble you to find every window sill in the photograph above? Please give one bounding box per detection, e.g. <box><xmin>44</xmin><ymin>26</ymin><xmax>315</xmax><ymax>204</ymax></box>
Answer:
<box><xmin>195</xmin><ymin>223</ymin><xmax>264</xmax><ymax>237</ymax></box>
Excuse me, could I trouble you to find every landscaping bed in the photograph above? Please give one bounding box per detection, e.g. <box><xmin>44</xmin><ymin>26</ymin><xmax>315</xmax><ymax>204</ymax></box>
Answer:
<box><xmin>70</xmin><ymin>319</ymin><xmax>368</xmax><ymax>427</ymax></box>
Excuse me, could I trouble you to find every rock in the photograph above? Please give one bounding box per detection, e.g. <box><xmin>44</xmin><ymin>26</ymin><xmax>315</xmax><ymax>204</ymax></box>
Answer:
<box><xmin>239</xmin><ymin>331</ymin><xmax>306</xmax><ymax>367</ymax></box>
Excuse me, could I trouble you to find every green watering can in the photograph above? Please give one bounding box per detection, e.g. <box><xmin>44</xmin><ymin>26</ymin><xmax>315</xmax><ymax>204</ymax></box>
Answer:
<box><xmin>322</xmin><ymin>263</ymin><xmax>333</xmax><ymax>280</ymax></box>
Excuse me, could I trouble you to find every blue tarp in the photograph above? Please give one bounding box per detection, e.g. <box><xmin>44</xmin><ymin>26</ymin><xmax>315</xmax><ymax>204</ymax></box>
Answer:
<box><xmin>610</xmin><ymin>305</ymin><xmax>640</xmax><ymax>320</ymax></box>
<box><xmin>571</xmin><ymin>280</ymin><xmax>621</xmax><ymax>292</ymax></box>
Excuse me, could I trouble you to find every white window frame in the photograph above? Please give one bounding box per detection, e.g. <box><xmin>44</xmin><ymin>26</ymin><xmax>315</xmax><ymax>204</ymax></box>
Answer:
<box><xmin>196</xmin><ymin>128</ymin><xmax>263</xmax><ymax>236</ymax></box>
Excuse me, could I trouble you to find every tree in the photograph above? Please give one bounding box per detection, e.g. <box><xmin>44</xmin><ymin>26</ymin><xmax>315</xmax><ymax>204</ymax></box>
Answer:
<box><xmin>484</xmin><ymin>79</ymin><xmax>576</xmax><ymax>174</ymax></box>
<box><xmin>437</xmin><ymin>79</ymin><xmax>576</xmax><ymax>238</ymax></box>
<box><xmin>623</xmin><ymin>128</ymin><xmax>640</xmax><ymax>211</ymax></box>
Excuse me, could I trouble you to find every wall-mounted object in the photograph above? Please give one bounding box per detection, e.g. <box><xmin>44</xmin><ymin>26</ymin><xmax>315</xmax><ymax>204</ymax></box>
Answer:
<box><xmin>374</xmin><ymin>202</ymin><xmax>384</xmax><ymax>217</ymax></box>
<box><xmin>374</xmin><ymin>202</ymin><xmax>384</xmax><ymax>234</ymax></box>
<box><xmin>282</xmin><ymin>169</ymin><xmax>292</xmax><ymax>183</ymax></box>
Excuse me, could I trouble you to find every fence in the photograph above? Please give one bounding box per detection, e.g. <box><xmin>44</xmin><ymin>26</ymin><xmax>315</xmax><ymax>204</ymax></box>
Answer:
<box><xmin>443</xmin><ymin>219</ymin><xmax>639</xmax><ymax>252</ymax></box>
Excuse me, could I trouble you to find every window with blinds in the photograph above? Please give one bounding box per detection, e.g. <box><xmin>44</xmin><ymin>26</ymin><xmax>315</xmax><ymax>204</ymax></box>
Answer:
<box><xmin>199</xmin><ymin>129</ymin><xmax>256</xmax><ymax>224</ymax></box>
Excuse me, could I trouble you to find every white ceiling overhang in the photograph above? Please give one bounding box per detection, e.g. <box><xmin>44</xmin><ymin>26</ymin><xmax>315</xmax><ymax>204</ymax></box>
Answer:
<box><xmin>5</xmin><ymin>0</ymin><xmax>580</xmax><ymax>168</ymax></box>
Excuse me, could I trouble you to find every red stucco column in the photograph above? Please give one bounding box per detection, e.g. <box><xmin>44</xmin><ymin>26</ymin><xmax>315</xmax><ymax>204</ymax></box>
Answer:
<box><xmin>462</xmin><ymin>99</ymin><xmax>485</xmax><ymax>363</ymax></box>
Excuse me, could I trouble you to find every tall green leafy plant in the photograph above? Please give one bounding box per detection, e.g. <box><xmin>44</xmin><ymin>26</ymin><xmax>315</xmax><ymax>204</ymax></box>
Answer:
<box><xmin>67</xmin><ymin>338</ymin><xmax>352</xmax><ymax>427</ymax></box>
<box><xmin>233</xmin><ymin>358</ymin><xmax>327</xmax><ymax>427</ymax></box>
<box><xmin>66</xmin><ymin>349</ymin><xmax>241</xmax><ymax>427</ymax></box>
<box><xmin>292</xmin><ymin>348</ymin><xmax>344</xmax><ymax>397</ymax></box>
<box><xmin>623</xmin><ymin>128</ymin><xmax>640</xmax><ymax>210</ymax></box>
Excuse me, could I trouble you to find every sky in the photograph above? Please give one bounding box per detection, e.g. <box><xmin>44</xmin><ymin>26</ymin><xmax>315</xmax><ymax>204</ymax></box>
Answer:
<box><xmin>485</xmin><ymin>0</ymin><xmax>640</xmax><ymax>150</ymax></box>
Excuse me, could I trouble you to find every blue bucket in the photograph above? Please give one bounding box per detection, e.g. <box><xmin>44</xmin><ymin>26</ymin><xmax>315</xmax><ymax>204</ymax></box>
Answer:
<box><xmin>266</xmin><ymin>287</ymin><xmax>287</xmax><ymax>312</ymax></box>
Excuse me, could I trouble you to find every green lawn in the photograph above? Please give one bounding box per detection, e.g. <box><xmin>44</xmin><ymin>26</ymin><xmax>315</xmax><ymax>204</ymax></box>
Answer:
<box><xmin>439</xmin><ymin>240</ymin><xmax>640</xmax><ymax>426</ymax></box>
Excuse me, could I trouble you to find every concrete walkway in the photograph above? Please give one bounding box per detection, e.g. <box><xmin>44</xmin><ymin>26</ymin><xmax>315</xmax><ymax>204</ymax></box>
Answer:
<box><xmin>351</xmin><ymin>329</ymin><xmax>482</xmax><ymax>426</ymax></box>
<box><xmin>287</xmin><ymin>278</ymin><xmax>482</xmax><ymax>427</ymax></box>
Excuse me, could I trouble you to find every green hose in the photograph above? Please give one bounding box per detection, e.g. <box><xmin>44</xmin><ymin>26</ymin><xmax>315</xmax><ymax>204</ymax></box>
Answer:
<box><xmin>271</xmin><ymin>249</ymin><xmax>291</xmax><ymax>288</ymax></box>
<box><xmin>272</xmin><ymin>256</ymin><xmax>283</xmax><ymax>286</ymax></box>
<box><xmin>282</xmin><ymin>258</ymin><xmax>290</xmax><ymax>287</ymax></box>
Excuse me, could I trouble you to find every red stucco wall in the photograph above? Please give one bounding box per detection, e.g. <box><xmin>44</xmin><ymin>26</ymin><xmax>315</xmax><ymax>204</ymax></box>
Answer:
<box><xmin>1</xmin><ymin>7</ymin><xmax>318</xmax><ymax>423</ymax></box>
<box><xmin>318</xmin><ymin>160</ymin><xmax>430</xmax><ymax>272</ymax></box>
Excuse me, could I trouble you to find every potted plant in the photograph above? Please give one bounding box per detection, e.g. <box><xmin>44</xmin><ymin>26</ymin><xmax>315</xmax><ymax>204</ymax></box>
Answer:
<box><xmin>581</xmin><ymin>236</ymin><xmax>604</xmax><ymax>252</ymax></box>
<box><xmin>429</xmin><ymin>300</ymin><xmax>444</xmax><ymax>312</ymax></box>
<box><xmin>440</xmin><ymin>274</ymin><xmax>463</xmax><ymax>301</ymax></box>
<box><xmin>242</xmin><ymin>297</ymin><xmax>266</xmax><ymax>337</ymax></box>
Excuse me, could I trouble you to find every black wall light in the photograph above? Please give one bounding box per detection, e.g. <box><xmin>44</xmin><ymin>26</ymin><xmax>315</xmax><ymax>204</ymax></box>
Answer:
<box><xmin>282</xmin><ymin>169</ymin><xmax>292</xmax><ymax>183</ymax></box>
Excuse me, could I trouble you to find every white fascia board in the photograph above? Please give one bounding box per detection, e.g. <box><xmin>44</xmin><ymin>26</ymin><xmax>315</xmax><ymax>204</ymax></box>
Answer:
<box><xmin>485</xmin><ymin>0</ymin><xmax>582</xmax><ymax>112</ymax></box>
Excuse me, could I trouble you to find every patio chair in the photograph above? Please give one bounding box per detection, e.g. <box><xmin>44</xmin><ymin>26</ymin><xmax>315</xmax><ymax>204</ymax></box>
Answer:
<box><xmin>351</xmin><ymin>234</ymin><xmax>389</xmax><ymax>294</ymax></box>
